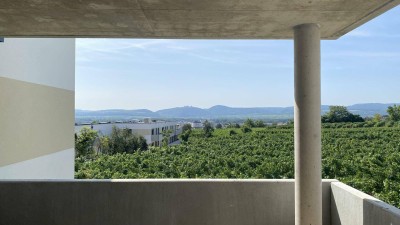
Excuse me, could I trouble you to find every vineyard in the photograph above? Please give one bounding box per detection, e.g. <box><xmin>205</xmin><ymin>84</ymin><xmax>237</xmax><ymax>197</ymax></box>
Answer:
<box><xmin>75</xmin><ymin>126</ymin><xmax>400</xmax><ymax>207</ymax></box>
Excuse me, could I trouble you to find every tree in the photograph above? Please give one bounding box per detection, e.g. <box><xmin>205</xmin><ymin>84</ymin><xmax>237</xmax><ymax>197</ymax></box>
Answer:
<box><xmin>180</xmin><ymin>130</ymin><xmax>191</xmax><ymax>143</ymax></box>
<box><xmin>161</xmin><ymin>129</ymin><xmax>173</xmax><ymax>147</ymax></box>
<box><xmin>254</xmin><ymin>120</ymin><xmax>265</xmax><ymax>128</ymax></box>
<box><xmin>241</xmin><ymin>125</ymin><xmax>252</xmax><ymax>133</ymax></box>
<box><xmin>244</xmin><ymin>118</ymin><xmax>255</xmax><ymax>128</ymax></box>
<box><xmin>179</xmin><ymin>123</ymin><xmax>192</xmax><ymax>143</ymax></box>
<box><xmin>373</xmin><ymin>114</ymin><xmax>382</xmax><ymax>123</ymax></box>
<box><xmin>203</xmin><ymin>120</ymin><xmax>214</xmax><ymax>138</ymax></box>
<box><xmin>387</xmin><ymin>105</ymin><xmax>400</xmax><ymax>122</ymax></box>
<box><xmin>99</xmin><ymin>136</ymin><xmax>111</xmax><ymax>154</ymax></box>
<box><xmin>75</xmin><ymin>127</ymin><xmax>99</xmax><ymax>157</ymax></box>
<box><xmin>215</xmin><ymin>123</ymin><xmax>223</xmax><ymax>129</ymax></box>
<box><xmin>108</xmin><ymin>126</ymin><xmax>148</xmax><ymax>154</ymax></box>
<box><xmin>321</xmin><ymin>106</ymin><xmax>364</xmax><ymax>123</ymax></box>
<box><xmin>182</xmin><ymin>123</ymin><xmax>192</xmax><ymax>133</ymax></box>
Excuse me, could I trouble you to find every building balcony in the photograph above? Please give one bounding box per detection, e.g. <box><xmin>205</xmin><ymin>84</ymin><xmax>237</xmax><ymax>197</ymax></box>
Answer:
<box><xmin>0</xmin><ymin>179</ymin><xmax>399</xmax><ymax>225</ymax></box>
<box><xmin>1</xmin><ymin>1</ymin><xmax>400</xmax><ymax>225</ymax></box>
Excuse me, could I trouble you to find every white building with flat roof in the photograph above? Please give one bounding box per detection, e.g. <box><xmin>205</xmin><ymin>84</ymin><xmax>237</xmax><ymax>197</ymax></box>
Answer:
<box><xmin>191</xmin><ymin>121</ymin><xmax>203</xmax><ymax>129</ymax></box>
<box><xmin>75</xmin><ymin>121</ymin><xmax>181</xmax><ymax>147</ymax></box>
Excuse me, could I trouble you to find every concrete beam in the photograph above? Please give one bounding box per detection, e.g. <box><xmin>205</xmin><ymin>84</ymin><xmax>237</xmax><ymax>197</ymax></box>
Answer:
<box><xmin>0</xmin><ymin>0</ymin><xmax>398</xmax><ymax>39</ymax></box>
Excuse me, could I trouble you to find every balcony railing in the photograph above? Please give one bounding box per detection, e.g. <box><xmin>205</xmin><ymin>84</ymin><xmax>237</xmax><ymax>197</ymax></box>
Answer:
<box><xmin>0</xmin><ymin>179</ymin><xmax>399</xmax><ymax>225</ymax></box>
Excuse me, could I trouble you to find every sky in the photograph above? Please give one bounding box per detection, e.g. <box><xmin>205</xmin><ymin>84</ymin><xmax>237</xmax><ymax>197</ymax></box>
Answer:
<box><xmin>76</xmin><ymin>6</ymin><xmax>400</xmax><ymax>111</ymax></box>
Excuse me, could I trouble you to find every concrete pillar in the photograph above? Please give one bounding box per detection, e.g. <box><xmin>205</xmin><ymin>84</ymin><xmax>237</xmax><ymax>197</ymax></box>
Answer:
<box><xmin>294</xmin><ymin>23</ymin><xmax>322</xmax><ymax>225</ymax></box>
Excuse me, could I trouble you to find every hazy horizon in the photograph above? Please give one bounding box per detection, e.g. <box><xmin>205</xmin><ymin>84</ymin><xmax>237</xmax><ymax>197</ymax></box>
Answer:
<box><xmin>75</xmin><ymin>102</ymin><xmax>400</xmax><ymax>111</ymax></box>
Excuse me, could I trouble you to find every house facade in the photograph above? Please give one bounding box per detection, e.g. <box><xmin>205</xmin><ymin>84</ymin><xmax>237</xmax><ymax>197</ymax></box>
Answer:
<box><xmin>75</xmin><ymin>121</ymin><xmax>181</xmax><ymax>147</ymax></box>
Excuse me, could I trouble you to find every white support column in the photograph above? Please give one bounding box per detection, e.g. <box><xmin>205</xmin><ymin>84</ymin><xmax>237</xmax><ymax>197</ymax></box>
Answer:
<box><xmin>294</xmin><ymin>23</ymin><xmax>322</xmax><ymax>225</ymax></box>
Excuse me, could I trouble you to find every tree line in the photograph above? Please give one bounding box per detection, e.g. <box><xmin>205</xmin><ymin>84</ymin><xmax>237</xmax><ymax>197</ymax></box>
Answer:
<box><xmin>75</xmin><ymin>126</ymin><xmax>147</xmax><ymax>158</ymax></box>
<box><xmin>322</xmin><ymin>105</ymin><xmax>400</xmax><ymax>123</ymax></box>
<box><xmin>75</xmin><ymin>104</ymin><xmax>400</xmax><ymax>157</ymax></box>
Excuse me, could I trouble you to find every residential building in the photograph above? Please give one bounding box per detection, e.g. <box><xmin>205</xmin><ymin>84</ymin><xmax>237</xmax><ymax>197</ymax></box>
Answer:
<box><xmin>75</xmin><ymin>120</ymin><xmax>181</xmax><ymax>147</ymax></box>
<box><xmin>191</xmin><ymin>121</ymin><xmax>204</xmax><ymax>129</ymax></box>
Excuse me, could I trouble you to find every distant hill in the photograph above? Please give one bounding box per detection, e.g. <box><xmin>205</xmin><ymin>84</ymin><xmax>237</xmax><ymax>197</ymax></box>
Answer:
<box><xmin>207</xmin><ymin>105</ymin><xmax>294</xmax><ymax>116</ymax></box>
<box><xmin>157</xmin><ymin>106</ymin><xmax>210</xmax><ymax>118</ymax></box>
<box><xmin>75</xmin><ymin>103</ymin><xmax>399</xmax><ymax>122</ymax></box>
<box><xmin>347</xmin><ymin>103</ymin><xmax>398</xmax><ymax>116</ymax></box>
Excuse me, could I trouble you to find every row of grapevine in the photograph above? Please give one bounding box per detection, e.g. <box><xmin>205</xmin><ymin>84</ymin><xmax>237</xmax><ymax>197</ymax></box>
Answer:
<box><xmin>75</xmin><ymin>126</ymin><xmax>400</xmax><ymax>207</ymax></box>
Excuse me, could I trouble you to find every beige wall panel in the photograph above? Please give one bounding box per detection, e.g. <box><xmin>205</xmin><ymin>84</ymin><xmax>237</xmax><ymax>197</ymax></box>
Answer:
<box><xmin>0</xmin><ymin>77</ymin><xmax>74</xmax><ymax>167</ymax></box>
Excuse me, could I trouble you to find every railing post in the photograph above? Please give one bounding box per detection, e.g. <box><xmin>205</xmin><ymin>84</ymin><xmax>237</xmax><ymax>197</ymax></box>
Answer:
<box><xmin>294</xmin><ymin>23</ymin><xmax>322</xmax><ymax>225</ymax></box>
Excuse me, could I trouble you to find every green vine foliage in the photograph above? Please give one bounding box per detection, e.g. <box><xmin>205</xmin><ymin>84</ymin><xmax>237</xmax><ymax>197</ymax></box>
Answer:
<box><xmin>76</xmin><ymin>126</ymin><xmax>400</xmax><ymax>208</ymax></box>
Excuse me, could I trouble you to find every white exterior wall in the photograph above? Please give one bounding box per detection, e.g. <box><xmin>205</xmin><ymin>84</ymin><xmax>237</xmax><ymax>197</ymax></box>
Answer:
<box><xmin>75</xmin><ymin>122</ymin><xmax>182</xmax><ymax>146</ymax></box>
<box><xmin>0</xmin><ymin>149</ymin><xmax>74</xmax><ymax>179</ymax></box>
<box><xmin>191</xmin><ymin>122</ymin><xmax>203</xmax><ymax>129</ymax></box>
<box><xmin>0</xmin><ymin>38</ymin><xmax>75</xmax><ymax>179</ymax></box>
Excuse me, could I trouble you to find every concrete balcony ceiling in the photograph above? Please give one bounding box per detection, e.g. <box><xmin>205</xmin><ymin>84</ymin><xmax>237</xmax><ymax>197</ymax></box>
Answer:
<box><xmin>0</xmin><ymin>0</ymin><xmax>399</xmax><ymax>39</ymax></box>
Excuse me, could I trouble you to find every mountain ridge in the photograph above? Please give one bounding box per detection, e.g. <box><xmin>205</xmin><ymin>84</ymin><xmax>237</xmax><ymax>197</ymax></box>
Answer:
<box><xmin>75</xmin><ymin>103</ymin><xmax>399</xmax><ymax>120</ymax></box>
